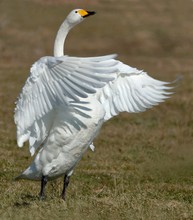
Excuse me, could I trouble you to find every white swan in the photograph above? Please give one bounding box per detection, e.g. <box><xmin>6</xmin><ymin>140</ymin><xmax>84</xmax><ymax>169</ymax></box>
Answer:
<box><xmin>14</xmin><ymin>9</ymin><xmax>173</xmax><ymax>200</ymax></box>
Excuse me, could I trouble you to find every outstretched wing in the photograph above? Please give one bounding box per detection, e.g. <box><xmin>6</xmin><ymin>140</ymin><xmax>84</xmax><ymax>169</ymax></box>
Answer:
<box><xmin>14</xmin><ymin>54</ymin><xmax>119</xmax><ymax>155</ymax></box>
<box><xmin>97</xmin><ymin>62</ymin><xmax>174</xmax><ymax>121</ymax></box>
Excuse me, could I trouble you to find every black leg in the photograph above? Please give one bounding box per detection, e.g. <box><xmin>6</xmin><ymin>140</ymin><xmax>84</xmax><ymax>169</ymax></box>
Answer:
<box><xmin>61</xmin><ymin>174</ymin><xmax>70</xmax><ymax>200</ymax></box>
<box><xmin>39</xmin><ymin>175</ymin><xmax>48</xmax><ymax>200</ymax></box>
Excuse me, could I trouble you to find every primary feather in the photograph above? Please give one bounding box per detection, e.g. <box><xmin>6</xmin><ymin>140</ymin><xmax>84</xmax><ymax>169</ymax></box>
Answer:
<box><xmin>15</xmin><ymin>55</ymin><xmax>118</xmax><ymax>155</ymax></box>
<box><xmin>96</xmin><ymin>62</ymin><xmax>173</xmax><ymax>121</ymax></box>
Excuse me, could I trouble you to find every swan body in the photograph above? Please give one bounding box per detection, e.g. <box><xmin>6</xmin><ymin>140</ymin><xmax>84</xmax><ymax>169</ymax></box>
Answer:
<box><xmin>14</xmin><ymin>9</ymin><xmax>173</xmax><ymax>199</ymax></box>
<box><xmin>18</xmin><ymin>95</ymin><xmax>105</xmax><ymax>180</ymax></box>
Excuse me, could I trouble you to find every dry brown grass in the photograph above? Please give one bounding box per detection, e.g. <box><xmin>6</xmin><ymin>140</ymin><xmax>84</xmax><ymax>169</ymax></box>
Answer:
<box><xmin>0</xmin><ymin>0</ymin><xmax>193</xmax><ymax>219</ymax></box>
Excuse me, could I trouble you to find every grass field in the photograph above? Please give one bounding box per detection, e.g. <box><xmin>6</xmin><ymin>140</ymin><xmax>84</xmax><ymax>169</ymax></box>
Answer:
<box><xmin>0</xmin><ymin>0</ymin><xmax>193</xmax><ymax>219</ymax></box>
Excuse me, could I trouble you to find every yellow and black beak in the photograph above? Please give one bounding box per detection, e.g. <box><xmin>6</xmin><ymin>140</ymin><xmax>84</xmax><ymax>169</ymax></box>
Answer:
<box><xmin>78</xmin><ymin>9</ymin><xmax>96</xmax><ymax>18</ymax></box>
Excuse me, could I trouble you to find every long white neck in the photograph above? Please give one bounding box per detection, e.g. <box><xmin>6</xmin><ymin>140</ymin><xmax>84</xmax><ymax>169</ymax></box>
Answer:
<box><xmin>53</xmin><ymin>20</ymin><xmax>72</xmax><ymax>57</ymax></box>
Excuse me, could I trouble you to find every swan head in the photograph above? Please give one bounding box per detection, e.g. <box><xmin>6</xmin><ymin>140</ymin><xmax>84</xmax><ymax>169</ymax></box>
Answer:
<box><xmin>54</xmin><ymin>9</ymin><xmax>96</xmax><ymax>57</ymax></box>
<box><xmin>66</xmin><ymin>9</ymin><xmax>96</xmax><ymax>26</ymax></box>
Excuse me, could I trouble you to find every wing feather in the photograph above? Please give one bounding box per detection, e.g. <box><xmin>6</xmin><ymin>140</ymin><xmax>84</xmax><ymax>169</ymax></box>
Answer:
<box><xmin>14</xmin><ymin>55</ymin><xmax>118</xmax><ymax>154</ymax></box>
<box><xmin>97</xmin><ymin>62</ymin><xmax>174</xmax><ymax>121</ymax></box>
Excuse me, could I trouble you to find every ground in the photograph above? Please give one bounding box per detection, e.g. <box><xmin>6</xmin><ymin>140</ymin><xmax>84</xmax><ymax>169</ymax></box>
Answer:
<box><xmin>0</xmin><ymin>0</ymin><xmax>193</xmax><ymax>219</ymax></box>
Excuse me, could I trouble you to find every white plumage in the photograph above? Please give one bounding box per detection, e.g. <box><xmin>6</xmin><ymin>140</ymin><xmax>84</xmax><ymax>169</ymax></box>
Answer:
<box><xmin>14</xmin><ymin>9</ymin><xmax>173</xmax><ymax>200</ymax></box>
